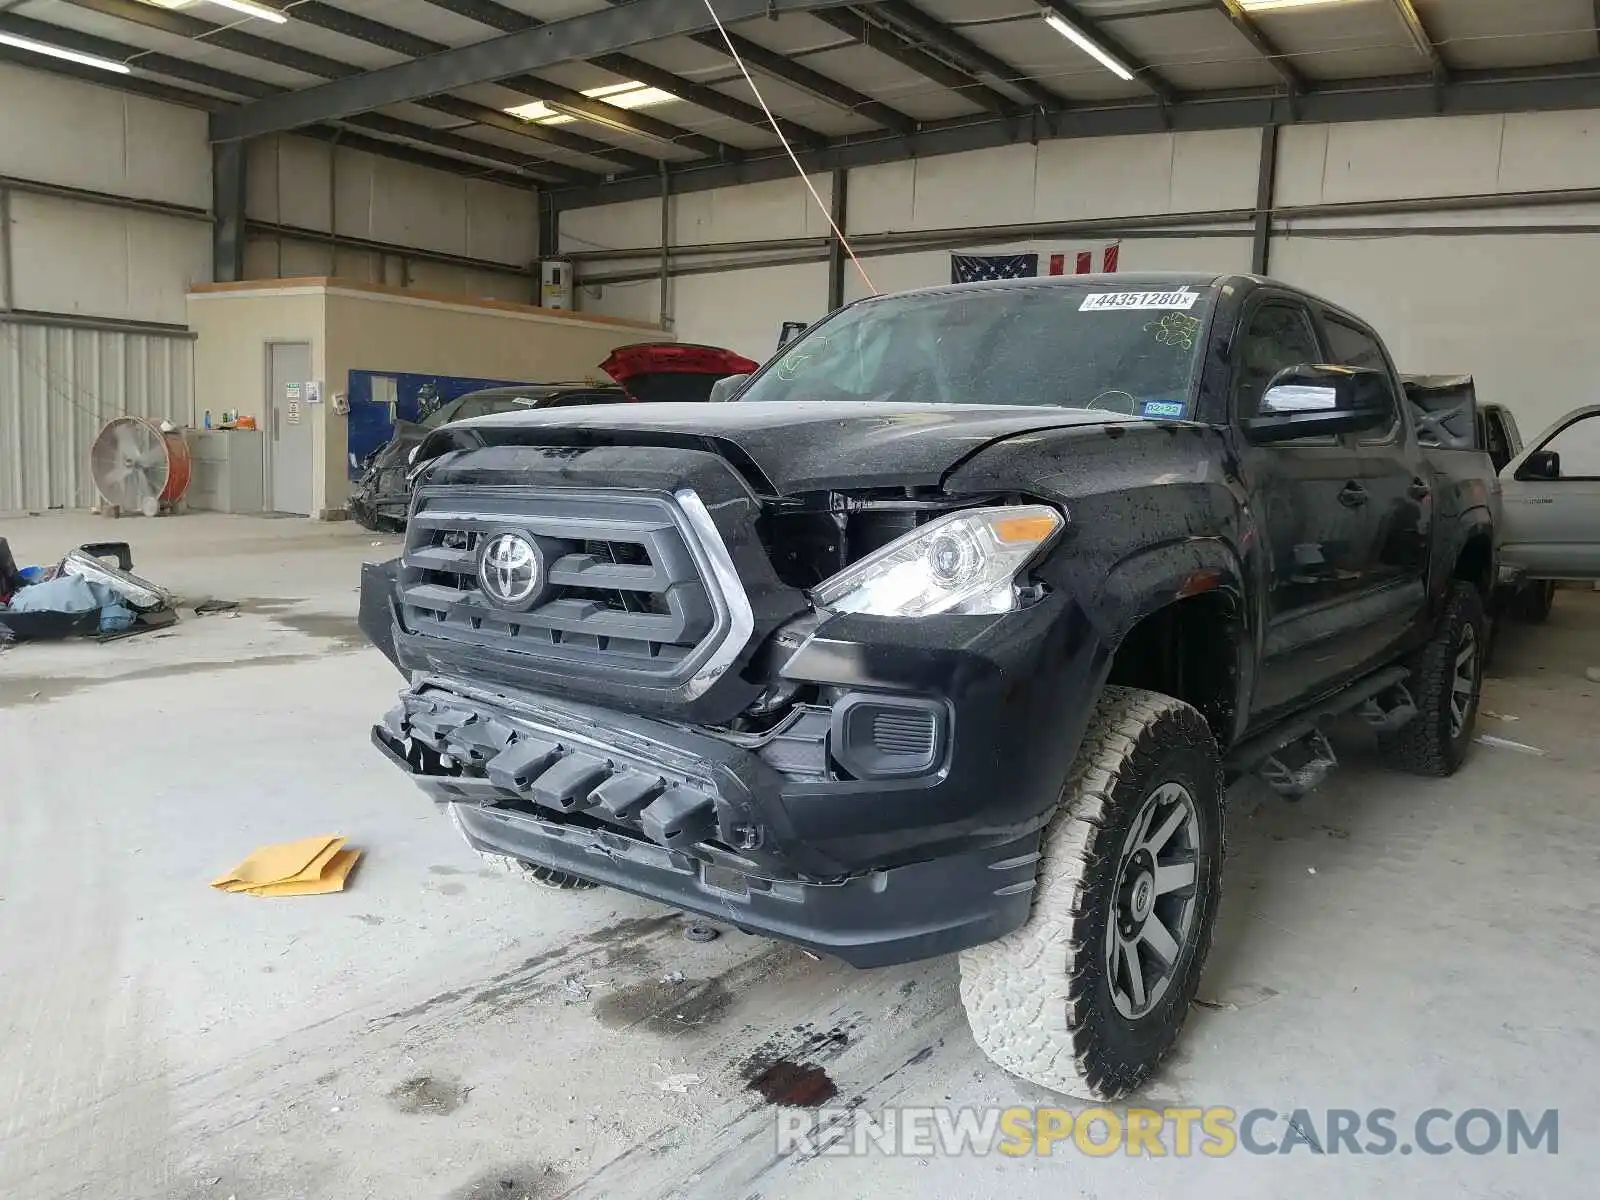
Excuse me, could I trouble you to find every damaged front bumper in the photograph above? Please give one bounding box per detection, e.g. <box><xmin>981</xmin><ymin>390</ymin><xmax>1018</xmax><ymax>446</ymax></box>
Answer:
<box><xmin>363</xmin><ymin>524</ymin><xmax>1109</xmax><ymax>967</ymax></box>
<box><xmin>372</xmin><ymin>678</ymin><xmax>1044</xmax><ymax>967</ymax></box>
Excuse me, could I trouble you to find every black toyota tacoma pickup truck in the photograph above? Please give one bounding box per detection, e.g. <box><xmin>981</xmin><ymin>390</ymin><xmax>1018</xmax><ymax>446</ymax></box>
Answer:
<box><xmin>360</xmin><ymin>273</ymin><xmax>1497</xmax><ymax>1100</ymax></box>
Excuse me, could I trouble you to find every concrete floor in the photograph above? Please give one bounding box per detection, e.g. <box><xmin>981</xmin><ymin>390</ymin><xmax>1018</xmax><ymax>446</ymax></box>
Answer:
<box><xmin>3</xmin><ymin>512</ymin><xmax>1597</xmax><ymax>1199</ymax></box>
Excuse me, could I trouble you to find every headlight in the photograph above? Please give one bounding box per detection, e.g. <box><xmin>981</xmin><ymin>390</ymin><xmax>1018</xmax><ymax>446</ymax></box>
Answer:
<box><xmin>810</xmin><ymin>504</ymin><xmax>1063</xmax><ymax>617</ymax></box>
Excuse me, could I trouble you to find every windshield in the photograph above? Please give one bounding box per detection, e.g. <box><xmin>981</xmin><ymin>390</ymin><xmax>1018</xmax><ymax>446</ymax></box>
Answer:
<box><xmin>422</xmin><ymin>394</ymin><xmax>528</xmax><ymax>429</ymax></box>
<box><xmin>737</xmin><ymin>281</ymin><xmax>1216</xmax><ymax>418</ymax></box>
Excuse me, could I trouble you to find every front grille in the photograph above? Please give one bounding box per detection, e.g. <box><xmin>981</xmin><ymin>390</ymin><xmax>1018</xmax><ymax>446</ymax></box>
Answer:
<box><xmin>399</xmin><ymin>487</ymin><xmax>723</xmax><ymax>680</ymax></box>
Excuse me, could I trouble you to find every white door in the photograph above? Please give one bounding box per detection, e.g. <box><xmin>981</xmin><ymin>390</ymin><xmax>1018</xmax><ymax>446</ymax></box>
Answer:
<box><xmin>1500</xmin><ymin>404</ymin><xmax>1600</xmax><ymax>580</ymax></box>
<box><xmin>268</xmin><ymin>342</ymin><xmax>314</xmax><ymax>515</ymax></box>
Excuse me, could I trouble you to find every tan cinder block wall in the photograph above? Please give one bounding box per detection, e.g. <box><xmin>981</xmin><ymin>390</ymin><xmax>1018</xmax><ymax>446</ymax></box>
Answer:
<box><xmin>190</xmin><ymin>279</ymin><xmax>666</xmax><ymax>517</ymax></box>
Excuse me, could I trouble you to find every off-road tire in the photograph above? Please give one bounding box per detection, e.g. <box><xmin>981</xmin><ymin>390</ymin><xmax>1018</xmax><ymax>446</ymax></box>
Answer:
<box><xmin>478</xmin><ymin>851</ymin><xmax>599</xmax><ymax>891</ymax></box>
<box><xmin>1513</xmin><ymin>579</ymin><xmax>1556</xmax><ymax>624</ymax></box>
<box><xmin>958</xmin><ymin>687</ymin><xmax>1225</xmax><ymax>1101</ymax></box>
<box><xmin>1378</xmin><ymin>581</ymin><xmax>1485</xmax><ymax>777</ymax></box>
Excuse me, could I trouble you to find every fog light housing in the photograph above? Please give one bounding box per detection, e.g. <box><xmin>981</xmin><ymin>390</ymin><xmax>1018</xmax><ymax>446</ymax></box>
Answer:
<box><xmin>829</xmin><ymin>694</ymin><xmax>948</xmax><ymax>779</ymax></box>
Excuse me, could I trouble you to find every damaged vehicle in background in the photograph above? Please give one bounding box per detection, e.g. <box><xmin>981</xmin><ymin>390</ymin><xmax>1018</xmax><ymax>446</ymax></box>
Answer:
<box><xmin>1497</xmin><ymin>401</ymin><xmax>1600</xmax><ymax>609</ymax></box>
<box><xmin>360</xmin><ymin>274</ymin><xmax>1497</xmax><ymax>1101</ymax></box>
<box><xmin>1403</xmin><ymin>373</ymin><xmax>1554</xmax><ymax>625</ymax></box>
<box><xmin>349</xmin><ymin>343</ymin><xmax>757</xmax><ymax>531</ymax></box>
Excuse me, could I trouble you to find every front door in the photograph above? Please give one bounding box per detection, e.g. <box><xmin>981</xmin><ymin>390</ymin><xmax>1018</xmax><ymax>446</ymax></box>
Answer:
<box><xmin>268</xmin><ymin>341</ymin><xmax>314</xmax><ymax>516</ymax></box>
<box><xmin>1501</xmin><ymin>405</ymin><xmax>1600</xmax><ymax>580</ymax></box>
<box><xmin>1229</xmin><ymin>297</ymin><xmax>1368</xmax><ymax>718</ymax></box>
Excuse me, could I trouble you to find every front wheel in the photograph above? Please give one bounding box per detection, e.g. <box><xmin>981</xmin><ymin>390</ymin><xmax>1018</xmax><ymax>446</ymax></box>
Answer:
<box><xmin>958</xmin><ymin>687</ymin><xmax>1224</xmax><ymax>1100</ymax></box>
<box><xmin>1379</xmin><ymin>581</ymin><xmax>1485</xmax><ymax>776</ymax></box>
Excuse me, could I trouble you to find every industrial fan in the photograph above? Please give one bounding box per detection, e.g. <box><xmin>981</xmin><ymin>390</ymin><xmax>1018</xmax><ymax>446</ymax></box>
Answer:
<box><xmin>87</xmin><ymin>417</ymin><xmax>192</xmax><ymax>517</ymax></box>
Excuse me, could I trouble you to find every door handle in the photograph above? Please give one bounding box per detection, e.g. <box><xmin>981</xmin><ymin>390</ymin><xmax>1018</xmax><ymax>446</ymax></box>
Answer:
<box><xmin>1338</xmin><ymin>482</ymin><xmax>1368</xmax><ymax>508</ymax></box>
<box><xmin>1408</xmin><ymin>478</ymin><xmax>1431</xmax><ymax>501</ymax></box>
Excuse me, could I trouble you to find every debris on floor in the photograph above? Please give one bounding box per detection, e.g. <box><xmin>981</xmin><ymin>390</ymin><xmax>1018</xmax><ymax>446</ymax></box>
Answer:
<box><xmin>193</xmin><ymin>599</ymin><xmax>240</xmax><ymax>616</ymax></box>
<box><xmin>653</xmin><ymin>1073</ymin><xmax>701</xmax><ymax>1093</ymax></box>
<box><xmin>211</xmin><ymin>835</ymin><xmax>363</xmax><ymax>897</ymax></box>
<box><xmin>0</xmin><ymin>538</ymin><xmax>178</xmax><ymax>644</ymax></box>
<box><xmin>1475</xmin><ymin>733</ymin><xmax>1548</xmax><ymax>757</ymax></box>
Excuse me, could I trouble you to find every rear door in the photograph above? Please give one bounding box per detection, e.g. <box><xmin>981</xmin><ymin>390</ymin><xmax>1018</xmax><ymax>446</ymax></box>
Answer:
<box><xmin>1501</xmin><ymin>405</ymin><xmax>1600</xmax><ymax>579</ymax></box>
<box><xmin>1321</xmin><ymin>312</ymin><xmax>1432</xmax><ymax>668</ymax></box>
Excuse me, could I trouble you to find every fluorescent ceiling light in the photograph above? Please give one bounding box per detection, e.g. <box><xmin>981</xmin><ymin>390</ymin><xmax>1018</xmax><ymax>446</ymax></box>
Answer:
<box><xmin>1041</xmin><ymin>11</ymin><xmax>1134</xmax><ymax>82</ymax></box>
<box><xmin>204</xmin><ymin>0</ymin><xmax>289</xmax><ymax>22</ymax></box>
<box><xmin>0</xmin><ymin>30</ymin><xmax>131</xmax><ymax>73</ymax></box>
<box><xmin>505</xmin><ymin>81</ymin><xmax>678</xmax><ymax>126</ymax></box>
<box><xmin>1237</xmin><ymin>0</ymin><xmax>1351</xmax><ymax>10</ymax></box>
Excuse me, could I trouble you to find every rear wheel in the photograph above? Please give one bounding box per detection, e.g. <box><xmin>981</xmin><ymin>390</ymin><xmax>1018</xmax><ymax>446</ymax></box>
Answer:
<box><xmin>958</xmin><ymin>687</ymin><xmax>1224</xmax><ymax>1100</ymax></box>
<box><xmin>1379</xmin><ymin>582</ymin><xmax>1485</xmax><ymax>776</ymax></box>
<box><xmin>1513</xmin><ymin>579</ymin><xmax>1556</xmax><ymax>624</ymax></box>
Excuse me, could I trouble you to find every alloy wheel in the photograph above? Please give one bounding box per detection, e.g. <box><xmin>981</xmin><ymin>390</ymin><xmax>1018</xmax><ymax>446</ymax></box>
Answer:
<box><xmin>1106</xmin><ymin>782</ymin><xmax>1201</xmax><ymax>1020</ymax></box>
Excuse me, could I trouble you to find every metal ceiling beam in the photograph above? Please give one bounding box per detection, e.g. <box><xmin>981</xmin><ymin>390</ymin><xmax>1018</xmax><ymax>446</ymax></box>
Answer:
<box><xmin>0</xmin><ymin>12</ymin><xmax>276</xmax><ymax>98</ymax></box>
<box><xmin>342</xmin><ymin>112</ymin><xmax>595</xmax><ymax>182</ymax></box>
<box><xmin>295</xmin><ymin>126</ymin><xmax>537</xmax><ymax>188</ymax></box>
<box><xmin>1038</xmin><ymin>0</ymin><xmax>1178</xmax><ymax>105</ymax></box>
<box><xmin>212</xmin><ymin>0</ymin><xmax>858</xmax><ymax>142</ymax></box>
<box><xmin>288</xmin><ymin>1</ymin><xmax>742</xmax><ymax>161</ymax></box>
<box><xmin>551</xmin><ymin>60</ymin><xmax>1600</xmax><ymax>209</ymax></box>
<box><xmin>870</xmin><ymin>0</ymin><xmax>1063</xmax><ymax>109</ymax></box>
<box><xmin>54</xmin><ymin>0</ymin><xmax>647</xmax><ymax>171</ymax></box>
<box><xmin>808</xmin><ymin>8</ymin><xmax>1014</xmax><ymax>115</ymax></box>
<box><xmin>24</xmin><ymin>6</ymin><xmax>599</xmax><ymax>183</ymax></box>
<box><xmin>1390</xmin><ymin>0</ymin><xmax>1449</xmax><ymax>84</ymax></box>
<box><xmin>687</xmin><ymin>29</ymin><xmax>917</xmax><ymax>135</ymax></box>
<box><xmin>1212</xmin><ymin>0</ymin><xmax>1305</xmax><ymax>95</ymax></box>
<box><xmin>420</xmin><ymin>0</ymin><xmax>830</xmax><ymax>149</ymax></box>
<box><xmin>0</xmin><ymin>37</ymin><xmax>549</xmax><ymax>187</ymax></box>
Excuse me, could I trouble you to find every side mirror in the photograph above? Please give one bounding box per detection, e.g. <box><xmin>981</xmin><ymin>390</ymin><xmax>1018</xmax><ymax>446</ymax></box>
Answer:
<box><xmin>1518</xmin><ymin>449</ymin><xmax>1561</xmax><ymax>481</ymax></box>
<box><xmin>1243</xmin><ymin>364</ymin><xmax>1391</xmax><ymax>444</ymax></box>
<box><xmin>708</xmin><ymin>373</ymin><xmax>750</xmax><ymax>404</ymax></box>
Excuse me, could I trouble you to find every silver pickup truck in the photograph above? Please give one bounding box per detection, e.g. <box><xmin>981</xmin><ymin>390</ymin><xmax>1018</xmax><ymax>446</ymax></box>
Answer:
<box><xmin>1405</xmin><ymin>375</ymin><xmax>1596</xmax><ymax>624</ymax></box>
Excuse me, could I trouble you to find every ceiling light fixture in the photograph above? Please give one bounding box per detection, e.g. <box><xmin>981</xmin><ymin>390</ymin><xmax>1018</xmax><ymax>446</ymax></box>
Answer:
<box><xmin>1040</xmin><ymin>10</ymin><xmax>1134</xmax><ymax>82</ymax></box>
<box><xmin>1237</xmin><ymin>0</ymin><xmax>1351</xmax><ymax>10</ymax></box>
<box><xmin>204</xmin><ymin>0</ymin><xmax>290</xmax><ymax>23</ymax></box>
<box><xmin>0</xmin><ymin>30</ymin><xmax>131</xmax><ymax>73</ymax></box>
<box><xmin>505</xmin><ymin>81</ymin><xmax>679</xmax><ymax>127</ymax></box>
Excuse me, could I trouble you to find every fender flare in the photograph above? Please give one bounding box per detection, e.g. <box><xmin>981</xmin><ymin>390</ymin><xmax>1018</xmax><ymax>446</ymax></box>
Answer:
<box><xmin>1079</xmin><ymin>536</ymin><xmax>1255</xmax><ymax>744</ymax></box>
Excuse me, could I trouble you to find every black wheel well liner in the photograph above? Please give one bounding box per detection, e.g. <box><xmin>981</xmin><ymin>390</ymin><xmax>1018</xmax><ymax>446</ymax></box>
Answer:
<box><xmin>1105</xmin><ymin>592</ymin><xmax>1242</xmax><ymax>745</ymax></box>
<box><xmin>1453</xmin><ymin>531</ymin><xmax>1494</xmax><ymax>598</ymax></box>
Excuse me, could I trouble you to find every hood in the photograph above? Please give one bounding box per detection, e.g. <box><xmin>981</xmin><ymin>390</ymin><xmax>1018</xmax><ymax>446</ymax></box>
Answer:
<box><xmin>367</xmin><ymin>419</ymin><xmax>428</xmax><ymax>470</ymax></box>
<box><xmin>441</xmin><ymin>400</ymin><xmax>1137</xmax><ymax>493</ymax></box>
<box><xmin>598</xmin><ymin>343</ymin><xmax>760</xmax><ymax>405</ymax></box>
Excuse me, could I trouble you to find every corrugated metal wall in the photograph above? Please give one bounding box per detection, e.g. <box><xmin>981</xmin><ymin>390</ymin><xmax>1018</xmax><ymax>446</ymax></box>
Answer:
<box><xmin>0</xmin><ymin>318</ymin><xmax>195</xmax><ymax>512</ymax></box>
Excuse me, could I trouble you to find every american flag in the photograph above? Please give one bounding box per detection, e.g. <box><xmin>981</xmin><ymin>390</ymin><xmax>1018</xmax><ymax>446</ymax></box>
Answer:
<box><xmin>951</xmin><ymin>253</ymin><xmax>1039</xmax><ymax>284</ymax></box>
<box><xmin>1051</xmin><ymin>243</ymin><xmax>1121</xmax><ymax>275</ymax></box>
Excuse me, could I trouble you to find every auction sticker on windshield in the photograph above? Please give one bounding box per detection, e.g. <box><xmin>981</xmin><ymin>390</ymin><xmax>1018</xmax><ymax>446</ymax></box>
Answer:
<box><xmin>1081</xmin><ymin>289</ymin><xmax>1200</xmax><ymax>312</ymax></box>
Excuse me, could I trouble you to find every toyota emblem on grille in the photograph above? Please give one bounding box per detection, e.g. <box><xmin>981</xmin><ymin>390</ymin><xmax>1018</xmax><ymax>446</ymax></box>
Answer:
<box><xmin>478</xmin><ymin>532</ymin><xmax>542</xmax><ymax>610</ymax></box>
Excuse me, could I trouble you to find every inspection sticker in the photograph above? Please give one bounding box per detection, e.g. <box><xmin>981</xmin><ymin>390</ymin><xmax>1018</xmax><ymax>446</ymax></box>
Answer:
<box><xmin>1142</xmin><ymin>400</ymin><xmax>1186</xmax><ymax>419</ymax></box>
<box><xmin>1081</xmin><ymin>288</ymin><xmax>1200</xmax><ymax>312</ymax></box>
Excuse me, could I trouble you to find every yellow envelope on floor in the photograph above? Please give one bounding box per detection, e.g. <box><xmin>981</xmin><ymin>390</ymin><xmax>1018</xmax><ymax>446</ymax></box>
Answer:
<box><xmin>210</xmin><ymin>835</ymin><xmax>344</xmax><ymax>891</ymax></box>
<box><xmin>244</xmin><ymin>847</ymin><xmax>363</xmax><ymax>897</ymax></box>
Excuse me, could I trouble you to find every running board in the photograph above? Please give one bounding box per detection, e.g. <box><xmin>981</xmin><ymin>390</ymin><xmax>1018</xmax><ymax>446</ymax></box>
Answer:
<box><xmin>1224</xmin><ymin>665</ymin><xmax>1411</xmax><ymax>785</ymax></box>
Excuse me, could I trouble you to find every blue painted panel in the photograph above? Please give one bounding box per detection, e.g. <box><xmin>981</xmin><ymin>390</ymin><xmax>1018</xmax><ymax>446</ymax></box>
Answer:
<box><xmin>346</xmin><ymin>368</ymin><xmax>528</xmax><ymax>478</ymax></box>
